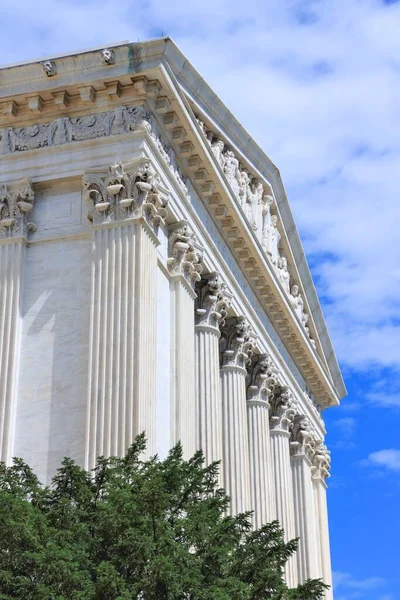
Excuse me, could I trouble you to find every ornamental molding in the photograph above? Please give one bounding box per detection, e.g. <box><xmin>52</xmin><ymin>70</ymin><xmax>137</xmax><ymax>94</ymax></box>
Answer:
<box><xmin>0</xmin><ymin>179</ymin><xmax>36</xmax><ymax>239</ymax></box>
<box><xmin>269</xmin><ymin>387</ymin><xmax>297</xmax><ymax>433</ymax></box>
<box><xmin>220</xmin><ymin>316</ymin><xmax>256</xmax><ymax>371</ymax></box>
<box><xmin>195</xmin><ymin>272</ymin><xmax>232</xmax><ymax>331</ymax></box>
<box><xmin>247</xmin><ymin>353</ymin><xmax>280</xmax><ymax>405</ymax></box>
<box><xmin>167</xmin><ymin>221</ymin><xmax>204</xmax><ymax>288</ymax></box>
<box><xmin>83</xmin><ymin>160</ymin><xmax>168</xmax><ymax>231</ymax></box>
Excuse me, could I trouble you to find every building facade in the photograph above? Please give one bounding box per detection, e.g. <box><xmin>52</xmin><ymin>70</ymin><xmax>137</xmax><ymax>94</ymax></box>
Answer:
<box><xmin>0</xmin><ymin>39</ymin><xmax>345</xmax><ymax>595</ymax></box>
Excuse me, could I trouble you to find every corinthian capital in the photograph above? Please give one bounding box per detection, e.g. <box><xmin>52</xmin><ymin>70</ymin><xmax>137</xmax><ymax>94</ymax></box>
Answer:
<box><xmin>290</xmin><ymin>415</ymin><xmax>316</xmax><ymax>460</ymax></box>
<box><xmin>247</xmin><ymin>353</ymin><xmax>279</xmax><ymax>404</ymax></box>
<box><xmin>220</xmin><ymin>316</ymin><xmax>255</xmax><ymax>370</ymax></box>
<box><xmin>195</xmin><ymin>273</ymin><xmax>232</xmax><ymax>330</ymax></box>
<box><xmin>269</xmin><ymin>387</ymin><xmax>296</xmax><ymax>432</ymax></box>
<box><xmin>83</xmin><ymin>160</ymin><xmax>168</xmax><ymax>229</ymax></box>
<box><xmin>167</xmin><ymin>221</ymin><xmax>204</xmax><ymax>287</ymax></box>
<box><xmin>312</xmin><ymin>441</ymin><xmax>331</xmax><ymax>480</ymax></box>
<box><xmin>0</xmin><ymin>179</ymin><xmax>36</xmax><ymax>239</ymax></box>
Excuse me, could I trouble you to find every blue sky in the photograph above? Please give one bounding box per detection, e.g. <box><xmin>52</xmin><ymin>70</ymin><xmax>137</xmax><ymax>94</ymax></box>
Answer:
<box><xmin>1</xmin><ymin>0</ymin><xmax>399</xmax><ymax>598</ymax></box>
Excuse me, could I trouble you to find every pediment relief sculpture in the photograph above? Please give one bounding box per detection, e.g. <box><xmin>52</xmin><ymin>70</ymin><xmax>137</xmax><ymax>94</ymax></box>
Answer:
<box><xmin>195</xmin><ymin>116</ymin><xmax>317</xmax><ymax>348</ymax></box>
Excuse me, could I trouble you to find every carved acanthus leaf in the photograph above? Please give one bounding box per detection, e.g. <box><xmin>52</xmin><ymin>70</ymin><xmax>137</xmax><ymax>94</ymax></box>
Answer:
<box><xmin>83</xmin><ymin>161</ymin><xmax>168</xmax><ymax>229</ymax></box>
<box><xmin>269</xmin><ymin>387</ymin><xmax>297</xmax><ymax>432</ymax></box>
<box><xmin>220</xmin><ymin>316</ymin><xmax>255</xmax><ymax>370</ymax></box>
<box><xmin>247</xmin><ymin>353</ymin><xmax>280</xmax><ymax>403</ymax></box>
<box><xmin>312</xmin><ymin>441</ymin><xmax>331</xmax><ymax>480</ymax></box>
<box><xmin>167</xmin><ymin>221</ymin><xmax>204</xmax><ymax>287</ymax></box>
<box><xmin>195</xmin><ymin>273</ymin><xmax>232</xmax><ymax>330</ymax></box>
<box><xmin>290</xmin><ymin>415</ymin><xmax>316</xmax><ymax>460</ymax></box>
<box><xmin>0</xmin><ymin>179</ymin><xmax>36</xmax><ymax>239</ymax></box>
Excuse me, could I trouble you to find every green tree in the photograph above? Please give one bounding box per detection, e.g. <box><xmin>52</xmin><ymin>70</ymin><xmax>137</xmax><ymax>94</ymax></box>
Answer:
<box><xmin>0</xmin><ymin>435</ymin><xmax>328</xmax><ymax>599</ymax></box>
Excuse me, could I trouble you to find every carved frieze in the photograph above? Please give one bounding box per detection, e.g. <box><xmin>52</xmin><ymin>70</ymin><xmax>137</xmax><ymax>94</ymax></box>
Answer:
<box><xmin>247</xmin><ymin>353</ymin><xmax>280</xmax><ymax>404</ymax></box>
<box><xmin>220</xmin><ymin>315</ymin><xmax>255</xmax><ymax>371</ymax></box>
<box><xmin>195</xmin><ymin>273</ymin><xmax>232</xmax><ymax>330</ymax></box>
<box><xmin>83</xmin><ymin>160</ymin><xmax>168</xmax><ymax>230</ymax></box>
<box><xmin>0</xmin><ymin>105</ymin><xmax>188</xmax><ymax>196</ymax></box>
<box><xmin>0</xmin><ymin>179</ymin><xmax>36</xmax><ymax>239</ymax></box>
<box><xmin>167</xmin><ymin>221</ymin><xmax>204</xmax><ymax>288</ymax></box>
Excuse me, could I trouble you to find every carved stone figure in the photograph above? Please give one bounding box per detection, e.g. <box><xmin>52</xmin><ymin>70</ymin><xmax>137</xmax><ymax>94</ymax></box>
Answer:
<box><xmin>249</xmin><ymin>178</ymin><xmax>264</xmax><ymax>231</ymax></box>
<box><xmin>211</xmin><ymin>139</ymin><xmax>225</xmax><ymax>168</ymax></box>
<box><xmin>277</xmin><ymin>256</ymin><xmax>290</xmax><ymax>294</ymax></box>
<box><xmin>42</xmin><ymin>60</ymin><xmax>57</xmax><ymax>77</ymax></box>
<box><xmin>238</xmin><ymin>168</ymin><xmax>251</xmax><ymax>211</ymax></box>
<box><xmin>266</xmin><ymin>214</ymin><xmax>281</xmax><ymax>266</ymax></box>
<box><xmin>100</xmin><ymin>48</ymin><xmax>115</xmax><ymax>65</ymax></box>
<box><xmin>223</xmin><ymin>150</ymin><xmax>241</xmax><ymax>198</ymax></box>
<box><xmin>289</xmin><ymin>284</ymin><xmax>304</xmax><ymax>321</ymax></box>
<box><xmin>261</xmin><ymin>194</ymin><xmax>274</xmax><ymax>249</ymax></box>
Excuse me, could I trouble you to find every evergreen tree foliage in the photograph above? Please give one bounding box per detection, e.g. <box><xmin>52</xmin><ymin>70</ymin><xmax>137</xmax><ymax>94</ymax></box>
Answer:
<box><xmin>0</xmin><ymin>434</ymin><xmax>329</xmax><ymax>599</ymax></box>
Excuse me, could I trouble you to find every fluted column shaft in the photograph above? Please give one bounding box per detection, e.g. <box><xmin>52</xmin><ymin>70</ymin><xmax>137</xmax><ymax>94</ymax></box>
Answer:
<box><xmin>171</xmin><ymin>278</ymin><xmax>196</xmax><ymax>458</ymax></box>
<box><xmin>195</xmin><ymin>273</ymin><xmax>231</xmax><ymax>475</ymax></box>
<box><xmin>221</xmin><ymin>364</ymin><xmax>251</xmax><ymax>514</ymax></box>
<box><xmin>291</xmin><ymin>453</ymin><xmax>319</xmax><ymax>582</ymax></box>
<box><xmin>85</xmin><ymin>222</ymin><xmax>158</xmax><ymax>468</ymax></box>
<box><xmin>313</xmin><ymin>476</ymin><xmax>333</xmax><ymax>599</ymax></box>
<box><xmin>195</xmin><ymin>324</ymin><xmax>222</xmax><ymax>463</ymax></box>
<box><xmin>248</xmin><ymin>398</ymin><xmax>276</xmax><ymax>528</ymax></box>
<box><xmin>0</xmin><ymin>239</ymin><xmax>25</xmax><ymax>462</ymax></box>
<box><xmin>270</xmin><ymin>427</ymin><xmax>298</xmax><ymax>586</ymax></box>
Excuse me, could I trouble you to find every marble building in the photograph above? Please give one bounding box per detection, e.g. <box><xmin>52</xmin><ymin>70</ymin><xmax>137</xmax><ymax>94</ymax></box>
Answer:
<box><xmin>0</xmin><ymin>39</ymin><xmax>345</xmax><ymax>594</ymax></box>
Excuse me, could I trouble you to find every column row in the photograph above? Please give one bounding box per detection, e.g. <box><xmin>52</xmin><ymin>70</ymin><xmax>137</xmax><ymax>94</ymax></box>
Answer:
<box><xmin>194</xmin><ymin>295</ymin><xmax>332</xmax><ymax>592</ymax></box>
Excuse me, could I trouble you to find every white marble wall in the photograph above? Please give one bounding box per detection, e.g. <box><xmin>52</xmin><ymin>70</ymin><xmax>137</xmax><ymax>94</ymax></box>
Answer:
<box><xmin>14</xmin><ymin>235</ymin><xmax>91</xmax><ymax>484</ymax></box>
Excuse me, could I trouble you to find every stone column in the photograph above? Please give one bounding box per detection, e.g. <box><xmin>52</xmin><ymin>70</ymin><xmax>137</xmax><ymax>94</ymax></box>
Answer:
<box><xmin>220</xmin><ymin>316</ymin><xmax>255</xmax><ymax>515</ymax></box>
<box><xmin>269</xmin><ymin>388</ymin><xmax>298</xmax><ymax>587</ymax></box>
<box><xmin>0</xmin><ymin>179</ymin><xmax>36</xmax><ymax>463</ymax></box>
<box><xmin>290</xmin><ymin>415</ymin><xmax>320</xmax><ymax>583</ymax></box>
<box><xmin>247</xmin><ymin>354</ymin><xmax>278</xmax><ymax>529</ymax></box>
<box><xmin>312</xmin><ymin>443</ymin><xmax>333</xmax><ymax>599</ymax></box>
<box><xmin>168</xmin><ymin>221</ymin><xmax>203</xmax><ymax>459</ymax></box>
<box><xmin>84</xmin><ymin>161</ymin><xmax>168</xmax><ymax>469</ymax></box>
<box><xmin>195</xmin><ymin>273</ymin><xmax>231</xmax><ymax>471</ymax></box>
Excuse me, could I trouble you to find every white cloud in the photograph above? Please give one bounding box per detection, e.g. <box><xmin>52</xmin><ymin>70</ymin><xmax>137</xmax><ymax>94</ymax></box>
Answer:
<box><xmin>366</xmin><ymin>449</ymin><xmax>400</xmax><ymax>472</ymax></box>
<box><xmin>333</xmin><ymin>570</ymin><xmax>387</xmax><ymax>595</ymax></box>
<box><xmin>0</xmin><ymin>0</ymin><xmax>399</xmax><ymax>375</ymax></box>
